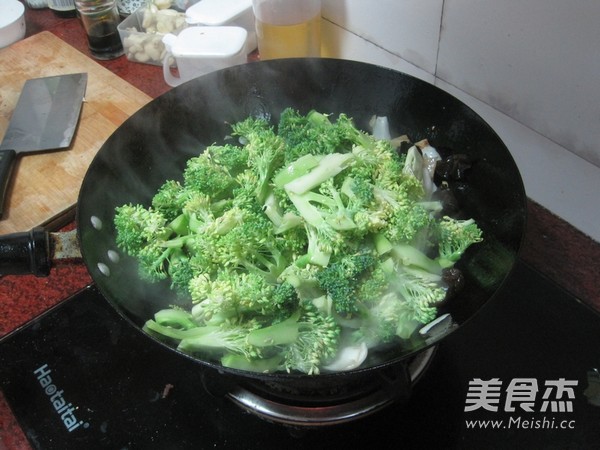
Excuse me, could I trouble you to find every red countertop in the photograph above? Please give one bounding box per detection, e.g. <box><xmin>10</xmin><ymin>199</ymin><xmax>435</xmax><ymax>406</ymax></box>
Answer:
<box><xmin>1</xmin><ymin>6</ymin><xmax>600</xmax><ymax>450</ymax></box>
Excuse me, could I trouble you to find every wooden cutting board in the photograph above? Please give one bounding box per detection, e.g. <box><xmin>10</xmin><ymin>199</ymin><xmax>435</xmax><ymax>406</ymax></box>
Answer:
<box><xmin>0</xmin><ymin>31</ymin><xmax>152</xmax><ymax>235</ymax></box>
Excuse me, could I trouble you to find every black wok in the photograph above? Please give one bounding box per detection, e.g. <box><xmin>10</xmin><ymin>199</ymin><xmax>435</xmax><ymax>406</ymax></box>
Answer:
<box><xmin>73</xmin><ymin>58</ymin><xmax>525</xmax><ymax>420</ymax></box>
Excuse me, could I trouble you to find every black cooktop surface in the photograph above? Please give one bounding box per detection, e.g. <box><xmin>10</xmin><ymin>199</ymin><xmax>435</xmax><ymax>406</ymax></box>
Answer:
<box><xmin>1</xmin><ymin>260</ymin><xmax>600</xmax><ymax>449</ymax></box>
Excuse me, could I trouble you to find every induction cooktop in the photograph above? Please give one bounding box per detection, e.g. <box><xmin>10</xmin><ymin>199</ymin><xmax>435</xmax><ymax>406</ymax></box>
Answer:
<box><xmin>1</xmin><ymin>260</ymin><xmax>599</xmax><ymax>449</ymax></box>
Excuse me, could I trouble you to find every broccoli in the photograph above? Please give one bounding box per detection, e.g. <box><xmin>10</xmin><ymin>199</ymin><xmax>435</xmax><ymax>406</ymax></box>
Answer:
<box><xmin>114</xmin><ymin>204</ymin><xmax>171</xmax><ymax>256</ymax></box>
<box><xmin>177</xmin><ymin>322</ymin><xmax>262</xmax><ymax>360</ymax></box>
<box><xmin>436</xmin><ymin>216</ymin><xmax>483</xmax><ymax>268</ymax></box>
<box><xmin>212</xmin><ymin>209</ymin><xmax>290</xmax><ymax>283</ymax></box>
<box><xmin>189</xmin><ymin>269</ymin><xmax>296</xmax><ymax>324</ymax></box>
<box><xmin>231</xmin><ymin>117</ymin><xmax>285</xmax><ymax>204</ymax></box>
<box><xmin>279</xmin><ymin>303</ymin><xmax>341</xmax><ymax>375</ymax></box>
<box><xmin>183</xmin><ymin>153</ymin><xmax>237</xmax><ymax>201</ymax></box>
<box><xmin>351</xmin><ymin>266</ymin><xmax>446</xmax><ymax>348</ymax></box>
<box><xmin>223</xmin><ymin>302</ymin><xmax>340</xmax><ymax>375</ymax></box>
<box><xmin>316</xmin><ymin>253</ymin><xmax>377</xmax><ymax>315</ymax></box>
<box><xmin>151</xmin><ymin>180</ymin><xmax>188</xmax><ymax>222</ymax></box>
<box><xmin>114</xmin><ymin>109</ymin><xmax>483</xmax><ymax>375</ymax></box>
<box><xmin>277</xmin><ymin>109</ymin><xmax>348</xmax><ymax>164</ymax></box>
<box><xmin>145</xmin><ymin>302</ymin><xmax>340</xmax><ymax>375</ymax></box>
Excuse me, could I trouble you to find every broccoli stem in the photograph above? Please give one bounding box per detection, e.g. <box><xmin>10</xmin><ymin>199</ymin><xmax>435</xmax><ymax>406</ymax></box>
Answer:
<box><xmin>287</xmin><ymin>192</ymin><xmax>324</xmax><ymax>228</ymax></box>
<box><xmin>143</xmin><ymin>320</ymin><xmax>216</xmax><ymax>341</ymax></box>
<box><xmin>154</xmin><ymin>308</ymin><xmax>197</xmax><ymax>328</ymax></box>
<box><xmin>392</xmin><ymin>243</ymin><xmax>442</xmax><ymax>275</ymax></box>
<box><xmin>177</xmin><ymin>328</ymin><xmax>247</xmax><ymax>354</ymax></box>
<box><xmin>262</xmin><ymin>191</ymin><xmax>304</xmax><ymax>233</ymax></box>
<box><xmin>373</xmin><ymin>233</ymin><xmax>393</xmax><ymax>255</ymax></box>
<box><xmin>221</xmin><ymin>353</ymin><xmax>283</xmax><ymax>372</ymax></box>
<box><xmin>283</xmin><ymin>153</ymin><xmax>355</xmax><ymax>195</ymax></box>
<box><xmin>168</xmin><ymin>214</ymin><xmax>190</xmax><ymax>236</ymax></box>
<box><xmin>246</xmin><ymin>311</ymin><xmax>301</xmax><ymax>347</ymax></box>
<box><xmin>273</xmin><ymin>154</ymin><xmax>323</xmax><ymax>188</ymax></box>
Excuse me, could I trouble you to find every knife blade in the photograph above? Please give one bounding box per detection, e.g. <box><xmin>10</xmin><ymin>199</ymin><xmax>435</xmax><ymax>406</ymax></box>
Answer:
<box><xmin>0</xmin><ymin>73</ymin><xmax>88</xmax><ymax>217</ymax></box>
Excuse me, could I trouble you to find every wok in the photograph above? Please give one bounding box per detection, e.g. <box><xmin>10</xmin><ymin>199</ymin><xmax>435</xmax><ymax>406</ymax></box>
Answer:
<box><xmin>15</xmin><ymin>59</ymin><xmax>529</xmax><ymax>422</ymax></box>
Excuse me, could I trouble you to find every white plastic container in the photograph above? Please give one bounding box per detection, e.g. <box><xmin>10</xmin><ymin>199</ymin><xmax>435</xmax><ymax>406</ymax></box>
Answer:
<box><xmin>118</xmin><ymin>6</ymin><xmax>188</xmax><ymax>66</ymax></box>
<box><xmin>185</xmin><ymin>0</ymin><xmax>255</xmax><ymax>52</ymax></box>
<box><xmin>162</xmin><ymin>26</ymin><xmax>248</xmax><ymax>87</ymax></box>
<box><xmin>0</xmin><ymin>0</ymin><xmax>26</xmax><ymax>49</ymax></box>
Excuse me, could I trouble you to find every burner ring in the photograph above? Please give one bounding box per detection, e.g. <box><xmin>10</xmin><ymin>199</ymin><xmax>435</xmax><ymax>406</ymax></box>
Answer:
<box><xmin>227</xmin><ymin>346</ymin><xmax>436</xmax><ymax>427</ymax></box>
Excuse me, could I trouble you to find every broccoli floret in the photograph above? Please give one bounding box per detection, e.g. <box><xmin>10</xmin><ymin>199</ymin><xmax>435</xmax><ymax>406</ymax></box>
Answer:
<box><xmin>384</xmin><ymin>201</ymin><xmax>436</xmax><ymax>244</ymax></box>
<box><xmin>189</xmin><ymin>269</ymin><xmax>292</xmax><ymax>325</ymax></box>
<box><xmin>246</xmin><ymin>303</ymin><xmax>341</xmax><ymax>375</ymax></box>
<box><xmin>316</xmin><ymin>253</ymin><xmax>378</xmax><ymax>315</ymax></box>
<box><xmin>437</xmin><ymin>216</ymin><xmax>483</xmax><ymax>268</ymax></box>
<box><xmin>354</xmin><ymin>258</ymin><xmax>394</xmax><ymax>305</ymax></box>
<box><xmin>114</xmin><ymin>204</ymin><xmax>197</xmax><ymax>284</ymax></box>
<box><xmin>231</xmin><ymin>117</ymin><xmax>285</xmax><ymax>204</ymax></box>
<box><xmin>278</xmin><ymin>262</ymin><xmax>322</xmax><ymax>300</ymax></box>
<box><xmin>349</xmin><ymin>252</ymin><xmax>447</xmax><ymax>348</ymax></box>
<box><xmin>147</xmin><ymin>303</ymin><xmax>340</xmax><ymax>375</ymax></box>
<box><xmin>348</xmin><ymin>136</ymin><xmax>402</xmax><ymax>184</ymax></box>
<box><xmin>205</xmin><ymin>143</ymin><xmax>249</xmax><ymax>177</ymax></box>
<box><xmin>280</xmin><ymin>304</ymin><xmax>341</xmax><ymax>375</ymax></box>
<box><xmin>294</xmin><ymin>222</ymin><xmax>346</xmax><ymax>268</ymax></box>
<box><xmin>213</xmin><ymin>209</ymin><xmax>290</xmax><ymax>282</ymax></box>
<box><xmin>177</xmin><ymin>321</ymin><xmax>263</xmax><ymax>360</ymax></box>
<box><xmin>114</xmin><ymin>204</ymin><xmax>171</xmax><ymax>256</ymax></box>
<box><xmin>166</xmin><ymin>250</ymin><xmax>196</xmax><ymax>293</ymax></box>
<box><xmin>183</xmin><ymin>153</ymin><xmax>237</xmax><ymax>201</ymax></box>
<box><xmin>152</xmin><ymin>180</ymin><xmax>188</xmax><ymax>222</ymax></box>
<box><xmin>277</xmin><ymin>109</ymin><xmax>347</xmax><ymax>164</ymax></box>
<box><xmin>352</xmin><ymin>266</ymin><xmax>445</xmax><ymax>347</ymax></box>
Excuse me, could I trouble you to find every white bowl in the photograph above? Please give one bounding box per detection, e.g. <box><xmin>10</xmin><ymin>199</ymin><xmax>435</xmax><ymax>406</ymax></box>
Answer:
<box><xmin>0</xmin><ymin>0</ymin><xmax>26</xmax><ymax>49</ymax></box>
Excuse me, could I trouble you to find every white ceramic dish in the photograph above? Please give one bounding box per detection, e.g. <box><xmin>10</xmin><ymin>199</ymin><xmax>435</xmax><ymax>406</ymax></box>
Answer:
<box><xmin>0</xmin><ymin>0</ymin><xmax>26</xmax><ymax>49</ymax></box>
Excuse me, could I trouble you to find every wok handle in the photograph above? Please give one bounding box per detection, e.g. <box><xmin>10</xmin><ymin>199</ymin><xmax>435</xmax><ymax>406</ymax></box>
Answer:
<box><xmin>0</xmin><ymin>227</ymin><xmax>51</xmax><ymax>277</ymax></box>
<box><xmin>0</xmin><ymin>149</ymin><xmax>17</xmax><ymax>218</ymax></box>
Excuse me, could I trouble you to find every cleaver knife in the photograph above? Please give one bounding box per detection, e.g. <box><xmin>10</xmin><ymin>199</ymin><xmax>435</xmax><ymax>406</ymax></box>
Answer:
<box><xmin>0</xmin><ymin>73</ymin><xmax>88</xmax><ymax>218</ymax></box>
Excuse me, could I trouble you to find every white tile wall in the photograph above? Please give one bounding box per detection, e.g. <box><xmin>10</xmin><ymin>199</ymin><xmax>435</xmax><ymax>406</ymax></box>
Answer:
<box><xmin>436</xmin><ymin>79</ymin><xmax>600</xmax><ymax>245</ymax></box>
<box><xmin>437</xmin><ymin>0</ymin><xmax>600</xmax><ymax>168</ymax></box>
<box><xmin>322</xmin><ymin>0</ymin><xmax>443</xmax><ymax>74</ymax></box>
<box><xmin>321</xmin><ymin>20</ymin><xmax>434</xmax><ymax>83</ymax></box>
<box><xmin>321</xmin><ymin>0</ymin><xmax>600</xmax><ymax>243</ymax></box>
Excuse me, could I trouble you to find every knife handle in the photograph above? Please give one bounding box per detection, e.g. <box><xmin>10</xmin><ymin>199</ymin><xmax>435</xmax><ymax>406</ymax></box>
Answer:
<box><xmin>0</xmin><ymin>149</ymin><xmax>17</xmax><ymax>218</ymax></box>
<box><xmin>0</xmin><ymin>227</ymin><xmax>51</xmax><ymax>277</ymax></box>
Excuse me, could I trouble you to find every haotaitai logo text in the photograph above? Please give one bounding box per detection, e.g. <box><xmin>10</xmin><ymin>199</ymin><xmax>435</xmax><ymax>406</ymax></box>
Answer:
<box><xmin>34</xmin><ymin>364</ymin><xmax>88</xmax><ymax>432</ymax></box>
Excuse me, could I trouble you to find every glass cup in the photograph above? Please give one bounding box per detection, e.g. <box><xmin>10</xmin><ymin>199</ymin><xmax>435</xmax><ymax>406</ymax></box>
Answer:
<box><xmin>251</xmin><ymin>0</ymin><xmax>321</xmax><ymax>60</ymax></box>
<box><xmin>74</xmin><ymin>0</ymin><xmax>124</xmax><ymax>60</ymax></box>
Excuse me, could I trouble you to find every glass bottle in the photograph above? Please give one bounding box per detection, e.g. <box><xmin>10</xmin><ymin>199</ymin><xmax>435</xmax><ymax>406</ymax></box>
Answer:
<box><xmin>47</xmin><ymin>0</ymin><xmax>77</xmax><ymax>18</ymax></box>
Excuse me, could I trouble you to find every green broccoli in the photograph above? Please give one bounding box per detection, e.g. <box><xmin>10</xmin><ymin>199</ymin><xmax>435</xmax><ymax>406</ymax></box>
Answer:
<box><xmin>183</xmin><ymin>153</ymin><xmax>237</xmax><ymax>201</ymax></box>
<box><xmin>188</xmin><ymin>269</ymin><xmax>296</xmax><ymax>325</ymax></box>
<box><xmin>231</xmin><ymin>117</ymin><xmax>285</xmax><ymax>204</ymax></box>
<box><xmin>277</xmin><ymin>109</ymin><xmax>348</xmax><ymax>164</ymax></box>
<box><xmin>437</xmin><ymin>216</ymin><xmax>483</xmax><ymax>268</ymax></box>
<box><xmin>316</xmin><ymin>253</ymin><xmax>377</xmax><ymax>315</ymax></box>
<box><xmin>146</xmin><ymin>303</ymin><xmax>339</xmax><ymax>375</ymax></box>
<box><xmin>114</xmin><ymin>109</ymin><xmax>483</xmax><ymax>375</ymax></box>
<box><xmin>114</xmin><ymin>204</ymin><xmax>171</xmax><ymax>256</ymax></box>
<box><xmin>229</xmin><ymin>302</ymin><xmax>341</xmax><ymax>375</ymax></box>
<box><xmin>352</xmin><ymin>266</ymin><xmax>446</xmax><ymax>347</ymax></box>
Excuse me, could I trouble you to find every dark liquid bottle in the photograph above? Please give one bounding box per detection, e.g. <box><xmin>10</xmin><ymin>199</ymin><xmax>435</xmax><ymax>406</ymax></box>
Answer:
<box><xmin>75</xmin><ymin>1</ymin><xmax>124</xmax><ymax>60</ymax></box>
<box><xmin>87</xmin><ymin>20</ymin><xmax>124</xmax><ymax>60</ymax></box>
